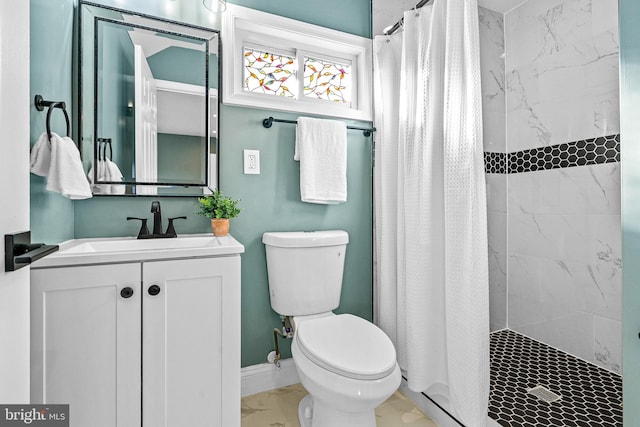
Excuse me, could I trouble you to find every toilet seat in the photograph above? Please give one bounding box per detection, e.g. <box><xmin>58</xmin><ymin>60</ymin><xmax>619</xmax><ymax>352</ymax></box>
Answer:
<box><xmin>295</xmin><ymin>314</ymin><xmax>397</xmax><ymax>380</ymax></box>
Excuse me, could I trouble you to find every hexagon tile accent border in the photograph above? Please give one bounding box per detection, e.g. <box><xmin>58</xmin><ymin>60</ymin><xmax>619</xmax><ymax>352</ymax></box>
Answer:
<box><xmin>484</xmin><ymin>151</ymin><xmax>507</xmax><ymax>174</ymax></box>
<box><xmin>489</xmin><ymin>329</ymin><xmax>622</xmax><ymax>427</ymax></box>
<box><xmin>484</xmin><ymin>134</ymin><xmax>620</xmax><ymax>174</ymax></box>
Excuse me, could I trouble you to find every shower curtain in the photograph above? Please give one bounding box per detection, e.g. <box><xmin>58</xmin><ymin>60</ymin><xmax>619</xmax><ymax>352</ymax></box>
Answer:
<box><xmin>373</xmin><ymin>1</ymin><xmax>489</xmax><ymax>426</ymax></box>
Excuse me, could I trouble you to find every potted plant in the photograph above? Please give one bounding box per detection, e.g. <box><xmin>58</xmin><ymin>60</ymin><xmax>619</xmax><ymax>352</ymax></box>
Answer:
<box><xmin>196</xmin><ymin>189</ymin><xmax>241</xmax><ymax>236</ymax></box>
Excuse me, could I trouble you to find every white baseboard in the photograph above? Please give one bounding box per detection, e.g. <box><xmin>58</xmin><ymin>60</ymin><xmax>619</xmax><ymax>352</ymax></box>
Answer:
<box><xmin>241</xmin><ymin>358</ymin><xmax>300</xmax><ymax>397</ymax></box>
<box><xmin>400</xmin><ymin>379</ymin><xmax>501</xmax><ymax>427</ymax></box>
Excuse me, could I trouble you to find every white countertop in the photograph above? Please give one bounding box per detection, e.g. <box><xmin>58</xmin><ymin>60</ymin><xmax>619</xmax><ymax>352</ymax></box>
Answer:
<box><xmin>31</xmin><ymin>233</ymin><xmax>245</xmax><ymax>268</ymax></box>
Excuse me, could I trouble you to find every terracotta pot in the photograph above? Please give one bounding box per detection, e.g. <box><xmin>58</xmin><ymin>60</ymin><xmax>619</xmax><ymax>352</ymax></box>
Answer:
<box><xmin>210</xmin><ymin>218</ymin><xmax>230</xmax><ymax>236</ymax></box>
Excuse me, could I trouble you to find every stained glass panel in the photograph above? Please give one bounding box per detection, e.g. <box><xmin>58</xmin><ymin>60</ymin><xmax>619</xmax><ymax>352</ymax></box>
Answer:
<box><xmin>303</xmin><ymin>57</ymin><xmax>351</xmax><ymax>104</ymax></box>
<box><xmin>243</xmin><ymin>47</ymin><xmax>296</xmax><ymax>97</ymax></box>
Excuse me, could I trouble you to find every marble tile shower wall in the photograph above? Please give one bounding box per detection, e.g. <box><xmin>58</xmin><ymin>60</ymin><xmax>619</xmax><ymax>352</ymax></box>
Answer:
<box><xmin>479</xmin><ymin>6</ymin><xmax>508</xmax><ymax>333</ymax></box>
<box><xmin>504</xmin><ymin>0</ymin><xmax>621</xmax><ymax>373</ymax></box>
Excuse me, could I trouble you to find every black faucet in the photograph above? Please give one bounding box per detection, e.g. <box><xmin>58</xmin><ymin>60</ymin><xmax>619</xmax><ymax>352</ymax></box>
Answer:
<box><xmin>127</xmin><ymin>201</ymin><xmax>187</xmax><ymax>239</ymax></box>
<box><xmin>126</xmin><ymin>216</ymin><xmax>150</xmax><ymax>239</ymax></box>
<box><xmin>151</xmin><ymin>201</ymin><xmax>162</xmax><ymax>235</ymax></box>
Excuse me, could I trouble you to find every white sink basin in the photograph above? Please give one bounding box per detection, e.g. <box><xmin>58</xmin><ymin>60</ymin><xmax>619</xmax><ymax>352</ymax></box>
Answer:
<box><xmin>32</xmin><ymin>234</ymin><xmax>244</xmax><ymax>268</ymax></box>
<box><xmin>63</xmin><ymin>236</ymin><xmax>223</xmax><ymax>254</ymax></box>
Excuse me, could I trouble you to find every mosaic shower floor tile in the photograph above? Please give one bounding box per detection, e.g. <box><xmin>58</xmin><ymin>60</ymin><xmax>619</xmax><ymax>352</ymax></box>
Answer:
<box><xmin>241</xmin><ymin>383</ymin><xmax>437</xmax><ymax>427</ymax></box>
<box><xmin>490</xmin><ymin>329</ymin><xmax>622</xmax><ymax>427</ymax></box>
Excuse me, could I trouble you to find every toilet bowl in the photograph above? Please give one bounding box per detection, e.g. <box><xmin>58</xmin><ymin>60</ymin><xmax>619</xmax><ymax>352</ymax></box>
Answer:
<box><xmin>291</xmin><ymin>314</ymin><xmax>401</xmax><ymax>427</ymax></box>
<box><xmin>262</xmin><ymin>230</ymin><xmax>401</xmax><ymax>426</ymax></box>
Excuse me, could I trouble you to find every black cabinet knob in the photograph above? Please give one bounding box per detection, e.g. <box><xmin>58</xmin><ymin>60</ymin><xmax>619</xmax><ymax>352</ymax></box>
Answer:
<box><xmin>148</xmin><ymin>285</ymin><xmax>161</xmax><ymax>296</ymax></box>
<box><xmin>120</xmin><ymin>287</ymin><xmax>134</xmax><ymax>299</ymax></box>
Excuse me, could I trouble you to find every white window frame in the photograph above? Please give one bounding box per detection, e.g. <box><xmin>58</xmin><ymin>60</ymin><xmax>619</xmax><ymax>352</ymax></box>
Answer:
<box><xmin>222</xmin><ymin>4</ymin><xmax>372</xmax><ymax>121</ymax></box>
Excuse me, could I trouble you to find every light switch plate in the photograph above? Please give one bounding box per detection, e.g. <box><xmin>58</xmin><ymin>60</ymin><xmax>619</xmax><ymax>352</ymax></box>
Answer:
<box><xmin>243</xmin><ymin>149</ymin><xmax>260</xmax><ymax>174</ymax></box>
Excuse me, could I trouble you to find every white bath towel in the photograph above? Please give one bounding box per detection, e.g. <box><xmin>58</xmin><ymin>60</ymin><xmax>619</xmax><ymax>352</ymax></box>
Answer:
<box><xmin>30</xmin><ymin>132</ymin><xmax>52</xmax><ymax>177</ymax></box>
<box><xmin>46</xmin><ymin>134</ymin><xmax>92</xmax><ymax>199</ymax></box>
<box><xmin>295</xmin><ymin>117</ymin><xmax>347</xmax><ymax>204</ymax></box>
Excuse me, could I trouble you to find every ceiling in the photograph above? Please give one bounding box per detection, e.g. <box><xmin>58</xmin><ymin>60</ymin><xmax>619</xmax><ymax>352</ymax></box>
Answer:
<box><xmin>477</xmin><ymin>0</ymin><xmax>528</xmax><ymax>13</ymax></box>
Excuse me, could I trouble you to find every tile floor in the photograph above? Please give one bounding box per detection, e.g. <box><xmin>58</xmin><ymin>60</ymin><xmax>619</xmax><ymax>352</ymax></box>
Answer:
<box><xmin>490</xmin><ymin>329</ymin><xmax>623</xmax><ymax>427</ymax></box>
<box><xmin>241</xmin><ymin>383</ymin><xmax>438</xmax><ymax>427</ymax></box>
<box><xmin>242</xmin><ymin>330</ymin><xmax>625</xmax><ymax>427</ymax></box>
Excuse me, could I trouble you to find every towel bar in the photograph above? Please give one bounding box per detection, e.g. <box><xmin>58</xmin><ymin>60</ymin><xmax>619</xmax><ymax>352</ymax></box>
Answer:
<box><xmin>262</xmin><ymin>116</ymin><xmax>376</xmax><ymax>137</ymax></box>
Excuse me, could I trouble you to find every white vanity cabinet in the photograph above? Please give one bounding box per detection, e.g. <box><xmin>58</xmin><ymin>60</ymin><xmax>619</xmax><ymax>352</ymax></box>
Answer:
<box><xmin>141</xmin><ymin>256</ymin><xmax>240</xmax><ymax>427</ymax></box>
<box><xmin>31</xmin><ymin>263</ymin><xmax>142</xmax><ymax>427</ymax></box>
<box><xmin>30</xmin><ymin>236</ymin><xmax>242</xmax><ymax>427</ymax></box>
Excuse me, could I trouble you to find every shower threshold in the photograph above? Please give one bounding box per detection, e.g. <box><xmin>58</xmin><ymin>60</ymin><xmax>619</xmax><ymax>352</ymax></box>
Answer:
<box><xmin>489</xmin><ymin>329</ymin><xmax>622</xmax><ymax>427</ymax></box>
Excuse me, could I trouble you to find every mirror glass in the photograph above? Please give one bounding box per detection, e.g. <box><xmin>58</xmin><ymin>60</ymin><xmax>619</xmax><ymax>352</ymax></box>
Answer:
<box><xmin>79</xmin><ymin>1</ymin><xmax>219</xmax><ymax>196</ymax></box>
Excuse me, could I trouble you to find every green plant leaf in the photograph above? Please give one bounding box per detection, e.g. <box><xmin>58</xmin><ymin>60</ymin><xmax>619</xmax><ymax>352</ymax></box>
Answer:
<box><xmin>195</xmin><ymin>189</ymin><xmax>241</xmax><ymax>219</ymax></box>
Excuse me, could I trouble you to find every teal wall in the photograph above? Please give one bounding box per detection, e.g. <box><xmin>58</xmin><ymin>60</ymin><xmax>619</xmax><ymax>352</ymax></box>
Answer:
<box><xmin>30</xmin><ymin>0</ymin><xmax>373</xmax><ymax>367</ymax></box>
<box><xmin>229</xmin><ymin>0</ymin><xmax>371</xmax><ymax>38</ymax></box>
<box><xmin>620</xmin><ymin>0</ymin><xmax>640</xmax><ymax>422</ymax></box>
<box><xmin>97</xmin><ymin>20</ymin><xmax>135</xmax><ymax>180</ymax></box>
<box><xmin>148</xmin><ymin>46</ymin><xmax>204</xmax><ymax>85</ymax></box>
<box><xmin>148</xmin><ymin>48</ymin><xmax>218</xmax><ymax>89</ymax></box>
<box><xmin>73</xmin><ymin>196</ymin><xmax>213</xmax><ymax>238</ymax></box>
<box><xmin>30</xmin><ymin>0</ymin><xmax>75</xmax><ymax>244</ymax></box>
<box><xmin>157</xmin><ymin>134</ymin><xmax>205</xmax><ymax>183</ymax></box>
<box><xmin>220</xmin><ymin>106</ymin><xmax>373</xmax><ymax>365</ymax></box>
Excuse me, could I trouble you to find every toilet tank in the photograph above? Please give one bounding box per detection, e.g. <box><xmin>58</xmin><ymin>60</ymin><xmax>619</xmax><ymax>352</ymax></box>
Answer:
<box><xmin>262</xmin><ymin>230</ymin><xmax>348</xmax><ymax>316</ymax></box>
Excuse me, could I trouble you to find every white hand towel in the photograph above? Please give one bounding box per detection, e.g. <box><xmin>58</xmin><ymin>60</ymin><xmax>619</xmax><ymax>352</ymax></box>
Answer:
<box><xmin>295</xmin><ymin>117</ymin><xmax>347</xmax><ymax>204</ymax></box>
<box><xmin>88</xmin><ymin>160</ymin><xmax>108</xmax><ymax>194</ymax></box>
<box><xmin>30</xmin><ymin>132</ymin><xmax>52</xmax><ymax>177</ymax></box>
<box><xmin>105</xmin><ymin>159</ymin><xmax>125</xmax><ymax>194</ymax></box>
<box><xmin>98</xmin><ymin>160</ymin><xmax>110</xmax><ymax>194</ymax></box>
<box><xmin>46</xmin><ymin>134</ymin><xmax>92</xmax><ymax>200</ymax></box>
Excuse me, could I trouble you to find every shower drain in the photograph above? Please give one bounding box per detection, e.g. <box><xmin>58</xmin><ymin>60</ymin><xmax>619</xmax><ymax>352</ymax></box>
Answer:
<box><xmin>527</xmin><ymin>385</ymin><xmax>562</xmax><ymax>403</ymax></box>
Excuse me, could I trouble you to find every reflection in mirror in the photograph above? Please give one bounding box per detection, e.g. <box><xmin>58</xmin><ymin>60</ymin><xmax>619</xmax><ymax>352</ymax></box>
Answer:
<box><xmin>79</xmin><ymin>1</ymin><xmax>219</xmax><ymax>196</ymax></box>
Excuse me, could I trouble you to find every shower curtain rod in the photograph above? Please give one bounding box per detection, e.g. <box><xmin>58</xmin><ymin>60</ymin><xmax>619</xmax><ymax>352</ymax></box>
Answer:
<box><xmin>383</xmin><ymin>0</ymin><xmax>433</xmax><ymax>35</ymax></box>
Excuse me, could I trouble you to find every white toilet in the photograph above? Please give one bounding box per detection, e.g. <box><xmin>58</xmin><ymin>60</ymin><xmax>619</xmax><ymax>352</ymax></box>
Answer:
<box><xmin>263</xmin><ymin>230</ymin><xmax>401</xmax><ymax>427</ymax></box>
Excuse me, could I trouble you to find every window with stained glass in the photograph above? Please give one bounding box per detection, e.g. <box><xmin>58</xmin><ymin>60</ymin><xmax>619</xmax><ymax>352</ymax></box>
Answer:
<box><xmin>243</xmin><ymin>47</ymin><xmax>296</xmax><ymax>97</ymax></box>
<box><xmin>303</xmin><ymin>57</ymin><xmax>352</xmax><ymax>105</ymax></box>
<box><xmin>224</xmin><ymin>5</ymin><xmax>372</xmax><ymax>120</ymax></box>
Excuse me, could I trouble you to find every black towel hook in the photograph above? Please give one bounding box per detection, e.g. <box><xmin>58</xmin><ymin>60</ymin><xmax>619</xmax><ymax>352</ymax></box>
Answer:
<box><xmin>34</xmin><ymin>95</ymin><xmax>70</xmax><ymax>142</ymax></box>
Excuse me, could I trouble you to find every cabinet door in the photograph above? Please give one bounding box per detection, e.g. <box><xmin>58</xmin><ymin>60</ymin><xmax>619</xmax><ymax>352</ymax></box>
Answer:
<box><xmin>31</xmin><ymin>264</ymin><xmax>141</xmax><ymax>427</ymax></box>
<box><xmin>142</xmin><ymin>256</ymin><xmax>240</xmax><ymax>427</ymax></box>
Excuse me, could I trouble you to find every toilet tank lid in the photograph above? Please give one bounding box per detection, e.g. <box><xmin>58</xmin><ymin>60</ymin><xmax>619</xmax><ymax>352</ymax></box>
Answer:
<box><xmin>262</xmin><ymin>230</ymin><xmax>348</xmax><ymax>248</ymax></box>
